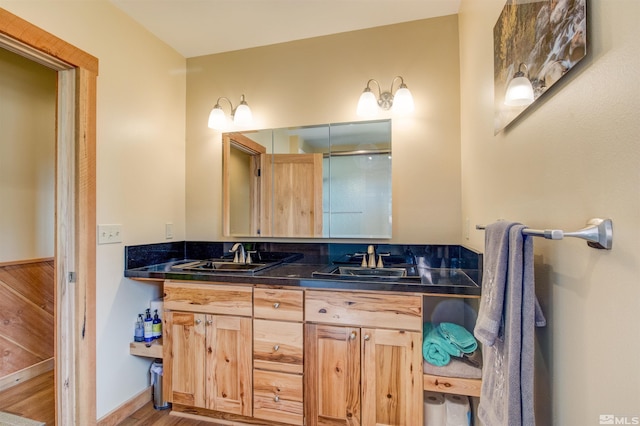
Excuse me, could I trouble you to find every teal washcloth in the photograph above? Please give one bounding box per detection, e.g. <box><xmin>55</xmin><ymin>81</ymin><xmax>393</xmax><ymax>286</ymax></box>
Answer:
<box><xmin>422</xmin><ymin>322</ymin><xmax>478</xmax><ymax>366</ymax></box>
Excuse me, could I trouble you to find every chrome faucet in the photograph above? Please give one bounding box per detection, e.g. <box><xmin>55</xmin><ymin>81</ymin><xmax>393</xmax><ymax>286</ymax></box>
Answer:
<box><xmin>364</xmin><ymin>245</ymin><xmax>389</xmax><ymax>268</ymax></box>
<box><xmin>230</xmin><ymin>243</ymin><xmax>246</xmax><ymax>263</ymax></box>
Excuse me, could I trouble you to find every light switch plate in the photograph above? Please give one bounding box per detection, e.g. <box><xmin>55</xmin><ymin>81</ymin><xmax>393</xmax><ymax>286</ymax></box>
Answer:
<box><xmin>165</xmin><ymin>223</ymin><xmax>173</xmax><ymax>239</ymax></box>
<box><xmin>98</xmin><ymin>224</ymin><xmax>122</xmax><ymax>244</ymax></box>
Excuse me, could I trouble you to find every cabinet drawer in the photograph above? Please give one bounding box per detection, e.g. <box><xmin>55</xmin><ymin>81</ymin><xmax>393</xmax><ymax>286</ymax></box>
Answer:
<box><xmin>254</xmin><ymin>288</ymin><xmax>303</xmax><ymax>321</ymax></box>
<box><xmin>254</xmin><ymin>319</ymin><xmax>303</xmax><ymax>374</ymax></box>
<box><xmin>253</xmin><ymin>370</ymin><xmax>303</xmax><ymax>426</ymax></box>
<box><xmin>305</xmin><ymin>290</ymin><xmax>422</xmax><ymax>331</ymax></box>
<box><xmin>163</xmin><ymin>281</ymin><xmax>252</xmax><ymax>316</ymax></box>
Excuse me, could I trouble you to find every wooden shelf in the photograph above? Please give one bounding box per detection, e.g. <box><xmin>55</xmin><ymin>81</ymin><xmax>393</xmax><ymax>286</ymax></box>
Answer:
<box><xmin>129</xmin><ymin>339</ymin><xmax>163</xmax><ymax>359</ymax></box>
<box><xmin>423</xmin><ymin>373</ymin><xmax>481</xmax><ymax>397</ymax></box>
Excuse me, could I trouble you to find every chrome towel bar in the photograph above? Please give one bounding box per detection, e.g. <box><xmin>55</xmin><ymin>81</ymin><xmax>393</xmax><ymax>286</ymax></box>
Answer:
<box><xmin>476</xmin><ymin>218</ymin><xmax>613</xmax><ymax>250</ymax></box>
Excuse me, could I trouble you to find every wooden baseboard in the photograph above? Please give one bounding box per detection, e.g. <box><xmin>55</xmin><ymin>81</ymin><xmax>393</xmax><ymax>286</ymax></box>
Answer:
<box><xmin>171</xmin><ymin>404</ymin><xmax>294</xmax><ymax>426</ymax></box>
<box><xmin>0</xmin><ymin>358</ymin><xmax>54</xmax><ymax>392</ymax></box>
<box><xmin>97</xmin><ymin>386</ymin><xmax>152</xmax><ymax>426</ymax></box>
<box><xmin>0</xmin><ymin>257</ymin><xmax>54</xmax><ymax>267</ymax></box>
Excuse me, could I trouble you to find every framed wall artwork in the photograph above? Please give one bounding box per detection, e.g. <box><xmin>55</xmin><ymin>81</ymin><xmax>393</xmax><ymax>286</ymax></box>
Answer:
<box><xmin>494</xmin><ymin>0</ymin><xmax>587</xmax><ymax>133</ymax></box>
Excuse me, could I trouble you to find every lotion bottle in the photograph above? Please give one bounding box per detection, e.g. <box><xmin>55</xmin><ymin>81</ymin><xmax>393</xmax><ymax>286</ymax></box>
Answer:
<box><xmin>144</xmin><ymin>308</ymin><xmax>153</xmax><ymax>344</ymax></box>
<box><xmin>152</xmin><ymin>309</ymin><xmax>162</xmax><ymax>340</ymax></box>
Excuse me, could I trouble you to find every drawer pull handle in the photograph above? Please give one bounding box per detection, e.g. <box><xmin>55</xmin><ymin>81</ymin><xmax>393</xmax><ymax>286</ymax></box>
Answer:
<box><xmin>195</xmin><ymin>319</ymin><xmax>202</xmax><ymax>325</ymax></box>
<box><xmin>274</xmin><ymin>395</ymin><xmax>280</xmax><ymax>402</ymax></box>
<box><xmin>364</xmin><ymin>334</ymin><xmax>370</xmax><ymax>341</ymax></box>
<box><xmin>350</xmin><ymin>331</ymin><xmax>357</xmax><ymax>340</ymax></box>
<box><xmin>273</xmin><ymin>302</ymin><xmax>280</xmax><ymax>309</ymax></box>
<box><xmin>206</xmin><ymin>319</ymin><xmax>213</xmax><ymax>325</ymax></box>
<box><xmin>273</xmin><ymin>345</ymin><xmax>280</xmax><ymax>352</ymax></box>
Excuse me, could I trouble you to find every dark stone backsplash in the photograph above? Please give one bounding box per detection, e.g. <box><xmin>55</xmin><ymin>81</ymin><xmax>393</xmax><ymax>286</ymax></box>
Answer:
<box><xmin>126</xmin><ymin>240</ymin><xmax>482</xmax><ymax>276</ymax></box>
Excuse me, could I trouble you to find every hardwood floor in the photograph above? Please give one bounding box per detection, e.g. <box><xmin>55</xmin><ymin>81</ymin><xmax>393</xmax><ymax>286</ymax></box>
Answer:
<box><xmin>0</xmin><ymin>371</ymin><xmax>231</xmax><ymax>425</ymax></box>
<box><xmin>119</xmin><ymin>404</ymin><xmax>225</xmax><ymax>426</ymax></box>
<box><xmin>0</xmin><ymin>369</ymin><xmax>54</xmax><ymax>425</ymax></box>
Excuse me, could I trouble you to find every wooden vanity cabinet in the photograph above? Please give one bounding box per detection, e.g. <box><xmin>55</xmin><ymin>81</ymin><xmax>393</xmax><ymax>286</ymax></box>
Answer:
<box><xmin>163</xmin><ymin>281</ymin><xmax>253</xmax><ymax>417</ymax></box>
<box><xmin>304</xmin><ymin>290</ymin><xmax>424</xmax><ymax>426</ymax></box>
<box><xmin>160</xmin><ymin>281</ymin><xmax>478</xmax><ymax>425</ymax></box>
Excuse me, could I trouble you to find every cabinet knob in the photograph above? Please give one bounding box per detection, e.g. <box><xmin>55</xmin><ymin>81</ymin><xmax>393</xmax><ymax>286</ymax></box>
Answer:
<box><xmin>350</xmin><ymin>331</ymin><xmax>357</xmax><ymax>340</ymax></box>
<box><xmin>364</xmin><ymin>334</ymin><xmax>370</xmax><ymax>341</ymax></box>
<box><xmin>273</xmin><ymin>345</ymin><xmax>280</xmax><ymax>352</ymax></box>
<box><xmin>195</xmin><ymin>319</ymin><xmax>202</xmax><ymax>325</ymax></box>
<box><xmin>206</xmin><ymin>319</ymin><xmax>213</xmax><ymax>325</ymax></box>
<box><xmin>273</xmin><ymin>302</ymin><xmax>280</xmax><ymax>309</ymax></box>
<box><xmin>274</xmin><ymin>395</ymin><xmax>280</xmax><ymax>402</ymax></box>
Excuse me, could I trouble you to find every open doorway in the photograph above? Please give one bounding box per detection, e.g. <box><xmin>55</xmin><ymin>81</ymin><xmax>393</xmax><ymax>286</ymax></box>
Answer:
<box><xmin>0</xmin><ymin>46</ymin><xmax>56</xmax><ymax>424</ymax></box>
<box><xmin>0</xmin><ymin>8</ymin><xmax>98</xmax><ymax>424</ymax></box>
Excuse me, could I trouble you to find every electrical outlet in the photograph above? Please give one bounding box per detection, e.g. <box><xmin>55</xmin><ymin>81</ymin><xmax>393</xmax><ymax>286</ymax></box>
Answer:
<box><xmin>98</xmin><ymin>224</ymin><xmax>122</xmax><ymax>244</ymax></box>
<box><xmin>165</xmin><ymin>223</ymin><xmax>173</xmax><ymax>239</ymax></box>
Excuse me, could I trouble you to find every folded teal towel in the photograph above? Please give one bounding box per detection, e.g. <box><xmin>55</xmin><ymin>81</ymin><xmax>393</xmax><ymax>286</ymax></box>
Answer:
<box><xmin>423</xmin><ymin>322</ymin><xmax>478</xmax><ymax>367</ymax></box>
<box><xmin>439</xmin><ymin>322</ymin><xmax>478</xmax><ymax>354</ymax></box>
<box><xmin>423</xmin><ymin>322</ymin><xmax>459</xmax><ymax>366</ymax></box>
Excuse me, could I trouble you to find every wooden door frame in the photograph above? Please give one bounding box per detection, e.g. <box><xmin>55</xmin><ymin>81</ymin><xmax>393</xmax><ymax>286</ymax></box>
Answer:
<box><xmin>0</xmin><ymin>8</ymin><xmax>98</xmax><ymax>425</ymax></box>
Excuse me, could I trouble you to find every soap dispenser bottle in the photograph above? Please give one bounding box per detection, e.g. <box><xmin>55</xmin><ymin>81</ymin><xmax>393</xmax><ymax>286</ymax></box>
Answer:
<box><xmin>143</xmin><ymin>308</ymin><xmax>153</xmax><ymax>344</ymax></box>
<box><xmin>134</xmin><ymin>314</ymin><xmax>144</xmax><ymax>342</ymax></box>
<box><xmin>152</xmin><ymin>309</ymin><xmax>162</xmax><ymax>340</ymax></box>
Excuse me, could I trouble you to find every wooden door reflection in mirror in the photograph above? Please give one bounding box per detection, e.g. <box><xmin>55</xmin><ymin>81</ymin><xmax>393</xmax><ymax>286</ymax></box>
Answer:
<box><xmin>263</xmin><ymin>152</ymin><xmax>323</xmax><ymax>237</ymax></box>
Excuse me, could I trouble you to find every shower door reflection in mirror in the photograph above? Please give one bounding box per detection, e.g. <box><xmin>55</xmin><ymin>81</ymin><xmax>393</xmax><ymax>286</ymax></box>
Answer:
<box><xmin>326</xmin><ymin>121</ymin><xmax>392</xmax><ymax>238</ymax></box>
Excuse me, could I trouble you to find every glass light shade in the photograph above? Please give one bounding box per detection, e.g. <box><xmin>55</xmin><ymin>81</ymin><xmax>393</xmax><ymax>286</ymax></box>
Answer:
<box><xmin>208</xmin><ymin>106</ymin><xmax>227</xmax><ymax>129</ymax></box>
<box><xmin>233</xmin><ymin>103</ymin><xmax>253</xmax><ymax>127</ymax></box>
<box><xmin>504</xmin><ymin>76</ymin><xmax>534</xmax><ymax>106</ymax></box>
<box><xmin>392</xmin><ymin>87</ymin><xmax>415</xmax><ymax>114</ymax></box>
<box><xmin>357</xmin><ymin>90</ymin><xmax>379</xmax><ymax>117</ymax></box>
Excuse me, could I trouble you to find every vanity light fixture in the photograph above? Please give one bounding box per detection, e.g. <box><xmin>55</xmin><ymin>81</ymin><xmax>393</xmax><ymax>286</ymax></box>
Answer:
<box><xmin>504</xmin><ymin>63</ymin><xmax>535</xmax><ymax>106</ymax></box>
<box><xmin>356</xmin><ymin>76</ymin><xmax>415</xmax><ymax>117</ymax></box>
<box><xmin>207</xmin><ymin>94</ymin><xmax>253</xmax><ymax>129</ymax></box>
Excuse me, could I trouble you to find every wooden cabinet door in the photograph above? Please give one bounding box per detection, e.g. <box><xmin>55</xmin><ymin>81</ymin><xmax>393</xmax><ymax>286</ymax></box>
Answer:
<box><xmin>305</xmin><ymin>324</ymin><xmax>361</xmax><ymax>426</ymax></box>
<box><xmin>263</xmin><ymin>153</ymin><xmax>323</xmax><ymax>237</ymax></box>
<box><xmin>361</xmin><ymin>329</ymin><xmax>423</xmax><ymax>426</ymax></box>
<box><xmin>205</xmin><ymin>315</ymin><xmax>252</xmax><ymax>416</ymax></box>
<box><xmin>164</xmin><ymin>311</ymin><xmax>206</xmax><ymax>408</ymax></box>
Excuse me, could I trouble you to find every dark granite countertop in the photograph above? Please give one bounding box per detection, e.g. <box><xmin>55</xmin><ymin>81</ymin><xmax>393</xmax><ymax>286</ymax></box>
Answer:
<box><xmin>125</xmin><ymin>246</ymin><xmax>482</xmax><ymax>296</ymax></box>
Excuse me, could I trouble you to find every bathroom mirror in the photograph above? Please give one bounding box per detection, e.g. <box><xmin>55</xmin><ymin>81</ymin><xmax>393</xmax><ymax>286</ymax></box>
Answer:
<box><xmin>223</xmin><ymin>119</ymin><xmax>391</xmax><ymax>238</ymax></box>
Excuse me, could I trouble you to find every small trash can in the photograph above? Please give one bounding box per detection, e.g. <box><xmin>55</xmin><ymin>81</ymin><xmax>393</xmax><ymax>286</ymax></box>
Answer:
<box><xmin>150</xmin><ymin>359</ymin><xmax>170</xmax><ymax>410</ymax></box>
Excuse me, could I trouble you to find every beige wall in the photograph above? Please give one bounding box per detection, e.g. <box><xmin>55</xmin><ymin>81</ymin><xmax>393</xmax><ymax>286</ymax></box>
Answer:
<box><xmin>0</xmin><ymin>1</ymin><xmax>187</xmax><ymax>418</ymax></box>
<box><xmin>0</xmin><ymin>48</ymin><xmax>55</xmax><ymax>262</ymax></box>
<box><xmin>4</xmin><ymin>0</ymin><xmax>639</xmax><ymax>422</ymax></box>
<box><xmin>186</xmin><ymin>16</ymin><xmax>462</xmax><ymax>243</ymax></box>
<box><xmin>459</xmin><ymin>0</ymin><xmax>640</xmax><ymax>424</ymax></box>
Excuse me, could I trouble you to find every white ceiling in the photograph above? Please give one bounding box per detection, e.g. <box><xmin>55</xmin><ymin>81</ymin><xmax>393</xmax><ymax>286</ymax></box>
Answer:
<box><xmin>110</xmin><ymin>0</ymin><xmax>461</xmax><ymax>58</ymax></box>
